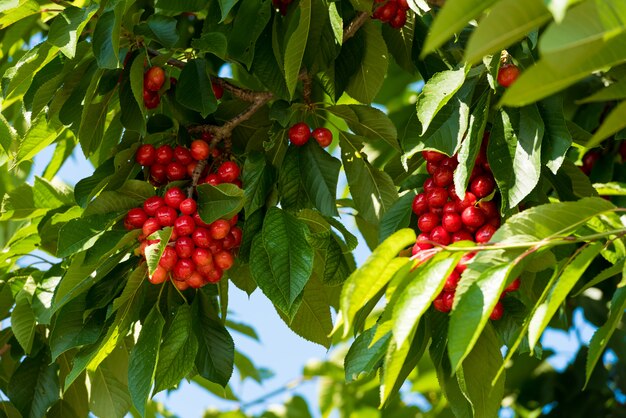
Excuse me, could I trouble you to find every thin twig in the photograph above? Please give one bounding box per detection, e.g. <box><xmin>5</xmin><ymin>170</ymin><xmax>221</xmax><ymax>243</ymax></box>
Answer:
<box><xmin>343</xmin><ymin>11</ymin><xmax>369</xmax><ymax>42</ymax></box>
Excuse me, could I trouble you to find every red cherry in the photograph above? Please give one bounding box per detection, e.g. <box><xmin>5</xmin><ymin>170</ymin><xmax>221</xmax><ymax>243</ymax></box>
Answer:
<box><xmin>164</xmin><ymin>187</ymin><xmax>186</xmax><ymax>209</ymax></box>
<box><xmin>504</xmin><ymin>277</ymin><xmax>521</xmax><ymax>293</ymax></box>
<box><xmin>209</xmin><ymin>219</ymin><xmax>231</xmax><ymax>240</ymax></box>
<box><xmin>477</xmin><ymin>200</ymin><xmax>499</xmax><ymax>219</ymax></box>
<box><xmin>174</xmin><ymin>215</ymin><xmax>195</xmax><ymax>236</ymax></box>
<box><xmin>417</xmin><ymin>212</ymin><xmax>439</xmax><ymax>233</ymax></box>
<box><xmin>217</xmin><ymin>161</ymin><xmax>240</xmax><ymax>183</ymax></box>
<box><xmin>312</xmin><ymin>127</ymin><xmax>333</xmax><ymax>147</ymax></box>
<box><xmin>186</xmin><ymin>271</ymin><xmax>206</xmax><ymax>289</ymax></box>
<box><xmin>179</xmin><ymin>198</ymin><xmax>197</xmax><ymax>215</ymax></box>
<box><xmin>456</xmin><ymin>192</ymin><xmax>477</xmax><ymax>211</ymax></box>
<box><xmin>136</xmin><ymin>144</ymin><xmax>156</xmax><ymax>166</ymax></box>
<box><xmin>442</xmin><ymin>212</ymin><xmax>462</xmax><ymax>233</ymax></box>
<box><xmin>443</xmin><ymin>202</ymin><xmax>458</xmax><ymax>214</ymax></box>
<box><xmin>173</xmin><ymin>259</ymin><xmax>195</xmax><ymax>280</ymax></box>
<box><xmin>440</xmin><ymin>156</ymin><xmax>459</xmax><ymax>170</ymax></box>
<box><xmin>229</xmin><ymin>226</ymin><xmax>242</xmax><ymax>245</ymax></box>
<box><xmin>412</xmin><ymin>233</ymin><xmax>433</xmax><ymax>253</ymax></box>
<box><xmin>191</xmin><ymin>140</ymin><xmax>210</xmax><ymax>161</ymax></box>
<box><xmin>149</xmin><ymin>265</ymin><xmax>168</xmax><ymax>284</ymax></box>
<box><xmin>175</xmin><ymin>236</ymin><xmax>194</xmax><ymax>258</ymax></box>
<box><xmin>423</xmin><ymin>177</ymin><xmax>436</xmax><ymax>192</ymax></box>
<box><xmin>620</xmin><ymin>142</ymin><xmax>626</xmax><ymax>162</ymax></box>
<box><xmin>288</xmin><ymin>122</ymin><xmax>311</xmax><ymax>146</ymax></box>
<box><xmin>174</xmin><ymin>146</ymin><xmax>194</xmax><ymax>165</ymax></box>
<box><xmin>173</xmin><ymin>279</ymin><xmax>189</xmax><ymax>291</ymax></box>
<box><xmin>432</xmin><ymin>167</ymin><xmax>453</xmax><ymax>187</ymax></box>
<box><xmin>426</xmin><ymin>161</ymin><xmax>439</xmax><ymax>175</ymax></box>
<box><xmin>145</xmin><ymin>66</ymin><xmax>165</xmax><ymax>91</ymax></box>
<box><xmin>155</xmin><ymin>145</ymin><xmax>174</xmax><ymax>165</ymax></box>
<box><xmin>426</xmin><ymin>187</ymin><xmax>448</xmax><ymax>207</ymax></box>
<box><xmin>443</xmin><ymin>270</ymin><xmax>460</xmax><ymax>292</ymax></box>
<box><xmin>455</xmin><ymin>252</ymin><xmax>475</xmax><ymax>273</ymax></box>
<box><xmin>475</xmin><ymin>224</ymin><xmax>497</xmax><ymax>243</ymax></box>
<box><xmin>142</xmin><ymin>218</ymin><xmax>160</xmax><ymax>237</ymax></box>
<box><xmin>208</xmin><ymin>238</ymin><xmax>224</xmax><ymax>255</ymax></box>
<box><xmin>397</xmin><ymin>0</ymin><xmax>409</xmax><ymax>9</ymax></box>
<box><xmin>192</xmin><ymin>227</ymin><xmax>212</xmax><ymax>248</ymax></box>
<box><xmin>143</xmin><ymin>196</ymin><xmax>165</xmax><ymax>216</ymax></box>
<box><xmin>422</xmin><ymin>150</ymin><xmax>446</xmax><ymax>163</ymax></box>
<box><xmin>411</xmin><ymin>193</ymin><xmax>428</xmax><ymax>215</ymax></box>
<box><xmin>461</xmin><ymin>206</ymin><xmax>486</xmax><ymax>228</ymax></box>
<box><xmin>212</xmin><ymin>81</ymin><xmax>224</xmax><ymax>100</ymax></box>
<box><xmin>470</xmin><ymin>175</ymin><xmax>495</xmax><ymax>199</ymax></box>
<box><xmin>429</xmin><ymin>226</ymin><xmax>451</xmax><ymax>246</ymax></box>
<box><xmin>187</xmin><ymin>162</ymin><xmax>198</xmax><ymax>178</ymax></box>
<box><xmin>193</xmin><ymin>212</ymin><xmax>210</xmax><ymax>228</ymax></box>
<box><xmin>166</xmin><ymin>162</ymin><xmax>187</xmax><ymax>181</ymax></box>
<box><xmin>582</xmin><ymin>150</ymin><xmax>601</xmax><ymax>174</ymax></box>
<box><xmin>150</xmin><ymin>164</ymin><xmax>167</xmax><ymax>184</ymax></box>
<box><xmin>488</xmin><ymin>217</ymin><xmax>501</xmax><ymax>228</ymax></box>
<box><xmin>389</xmin><ymin>9</ymin><xmax>407</xmax><ymax>28</ymax></box>
<box><xmin>378</xmin><ymin>1</ymin><xmax>397</xmax><ymax>22</ymax></box>
<box><xmin>442</xmin><ymin>292</ymin><xmax>454</xmax><ymax>312</ymax></box>
<box><xmin>490</xmin><ymin>302</ymin><xmax>504</xmax><ymax>320</ymax></box>
<box><xmin>126</xmin><ymin>208</ymin><xmax>148</xmax><ymax>229</ymax></box>
<box><xmin>206</xmin><ymin>174</ymin><xmax>221</xmax><ymax>186</ymax></box>
<box><xmin>159</xmin><ymin>246</ymin><xmax>178</xmax><ymax>271</ymax></box>
<box><xmin>214</xmin><ymin>251</ymin><xmax>234</xmax><ymax>270</ymax></box>
<box><xmin>192</xmin><ymin>248</ymin><xmax>213</xmax><ymax>267</ymax></box>
<box><xmin>205</xmin><ymin>267</ymin><xmax>223</xmax><ymax>283</ymax></box>
<box><xmin>155</xmin><ymin>206</ymin><xmax>178</xmax><ymax>227</ymax></box>
<box><xmin>451</xmin><ymin>229</ymin><xmax>474</xmax><ymax>243</ymax></box>
<box><xmin>229</xmin><ymin>214</ymin><xmax>239</xmax><ymax>226</ymax></box>
<box><xmin>497</xmin><ymin>64</ymin><xmax>520</xmax><ymax>88</ymax></box>
<box><xmin>143</xmin><ymin>89</ymin><xmax>160</xmax><ymax>109</ymax></box>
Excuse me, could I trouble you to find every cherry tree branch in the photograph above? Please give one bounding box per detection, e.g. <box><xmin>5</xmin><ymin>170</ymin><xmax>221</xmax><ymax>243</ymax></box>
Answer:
<box><xmin>343</xmin><ymin>11</ymin><xmax>369</xmax><ymax>42</ymax></box>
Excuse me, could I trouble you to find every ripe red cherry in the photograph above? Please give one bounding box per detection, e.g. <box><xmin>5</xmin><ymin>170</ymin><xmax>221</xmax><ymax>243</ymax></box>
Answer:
<box><xmin>490</xmin><ymin>301</ymin><xmax>504</xmax><ymax>320</ymax></box>
<box><xmin>142</xmin><ymin>218</ymin><xmax>160</xmax><ymax>237</ymax></box>
<box><xmin>192</xmin><ymin>227</ymin><xmax>212</xmax><ymax>248</ymax></box>
<box><xmin>442</xmin><ymin>212</ymin><xmax>462</xmax><ymax>233</ymax></box>
<box><xmin>582</xmin><ymin>150</ymin><xmax>601</xmax><ymax>174</ymax></box>
<box><xmin>212</xmin><ymin>81</ymin><xmax>224</xmax><ymax>100</ymax></box>
<box><xmin>475</xmin><ymin>224</ymin><xmax>497</xmax><ymax>243</ymax></box>
<box><xmin>288</xmin><ymin>122</ymin><xmax>311</xmax><ymax>146</ymax></box>
<box><xmin>504</xmin><ymin>277</ymin><xmax>521</xmax><ymax>293</ymax></box>
<box><xmin>443</xmin><ymin>202</ymin><xmax>458</xmax><ymax>214</ymax></box>
<box><xmin>229</xmin><ymin>214</ymin><xmax>239</xmax><ymax>226</ymax></box>
<box><xmin>440</xmin><ymin>156</ymin><xmax>459</xmax><ymax>170</ymax></box>
<box><xmin>378</xmin><ymin>1</ymin><xmax>397</xmax><ymax>22</ymax></box>
<box><xmin>209</xmin><ymin>219</ymin><xmax>231</xmax><ymax>240</ymax></box>
<box><xmin>455</xmin><ymin>252</ymin><xmax>475</xmax><ymax>273</ymax></box>
<box><xmin>214</xmin><ymin>251</ymin><xmax>234</xmax><ymax>270</ymax></box>
<box><xmin>193</xmin><ymin>212</ymin><xmax>210</xmax><ymax>228</ymax></box>
<box><xmin>173</xmin><ymin>259</ymin><xmax>195</xmax><ymax>280</ymax></box>
<box><xmin>434</xmin><ymin>291</ymin><xmax>454</xmax><ymax>313</ymax></box>
<box><xmin>426</xmin><ymin>187</ymin><xmax>448</xmax><ymax>207</ymax></box>
<box><xmin>217</xmin><ymin>161</ymin><xmax>241</xmax><ymax>183</ymax></box>
<box><xmin>397</xmin><ymin>0</ymin><xmax>409</xmax><ymax>9</ymax></box>
<box><xmin>145</xmin><ymin>66</ymin><xmax>165</xmax><ymax>91</ymax></box>
<box><xmin>150</xmin><ymin>164</ymin><xmax>167</xmax><ymax>184</ymax></box>
<box><xmin>205</xmin><ymin>267</ymin><xmax>223</xmax><ymax>283</ymax></box>
<box><xmin>456</xmin><ymin>192</ymin><xmax>477</xmax><ymax>211</ymax></box>
<box><xmin>126</xmin><ymin>208</ymin><xmax>148</xmax><ymax>229</ymax></box>
<box><xmin>155</xmin><ymin>206</ymin><xmax>178</xmax><ymax>227</ymax></box>
<box><xmin>173</xmin><ymin>280</ymin><xmax>189</xmax><ymax>291</ymax></box>
<box><xmin>413</xmin><ymin>233</ymin><xmax>433</xmax><ymax>253</ymax></box>
<box><xmin>191</xmin><ymin>140</ymin><xmax>210</xmax><ymax>161</ymax></box>
<box><xmin>143</xmin><ymin>89</ymin><xmax>160</xmax><ymax>109</ymax></box>
<box><xmin>159</xmin><ymin>246</ymin><xmax>178</xmax><ymax>271</ymax></box>
<box><xmin>418</xmin><ymin>212</ymin><xmax>439</xmax><ymax>233</ymax></box>
<box><xmin>422</xmin><ymin>150</ymin><xmax>446</xmax><ymax>163</ymax></box>
<box><xmin>179</xmin><ymin>198</ymin><xmax>197</xmax><ymax>215</ymax></box>
<box><xmin>461</xmin><ymin>206</ymin><xmax>486</xmax><ymax>228</ymax></box>
<box><xmin>423</xmin><ymin>177</ymin><xmax>436</xmax><ymax>192</ymax></box>
<box><xmin>229</xmin><ymin>226</ymin><xmax>242</xmax><ymax>245</ymax></box>
<box><xmin>412</xmin><ymin>193</ymin><xmax>428</xmax><ymax>215</ymax></box>
<box><xmin>175</xmin><ymin>236</ymin><xmax>194</xmax><ymax>258</ymax></box>
<box><xmin>155</xmin><ymin>145</ymin><xmax>174</xmax><ymax>165</ymax></box>
<box><xmin>312</xmin><ymin>127</ymin><xmax>333</xmax><ymax>147</ymax></box>
<box><xmin>389</xmin><ymin>9</ymin><xmax>407</xmax><ymax>28</ymax></box>
<box><xmin>477</xmin><ymin>200</ymin><xmax>499</xmax><ymax>219</ymax></box>
<box><xmin>432</xmin><ymin>167</ymin><xmax>453</xmax><ymax>187</ymax></box>
<box><xmin>186</xmin><ymin>271</ymin><xmax>206</xmax><ymax>289</ymax></box>
<box><xmin>174</xmin><ymin>146</ymin><xmax>194</xmax><ymax>165</ymax></box>
<box><xmin>443</xmin><ymin>270</ymin><xmax>460</xmax><ymax>292</ymax></box>
<box><xmin>164</xmin><ymin>187</ymin><xmax>186</xmax><ymax>209</ymax></box>
<box><xmin>497</xmin><ymin>64</ymin><xmax>520</xmax><ymax>88</ymax></box>
<box><xmin>192</xmin><ymin>248</ymin><xmax>213</xmax><ymax>267</ymax></box>
<box><xmin>426</xmin><ymin>161</ymin><xmax>439</xmax><ymax>175</ymax></box>
<box><xmin>149</xmin><ymin>265</ymin><xmax>168</xmax><ymax>284</ymax></box>
<box><xmin>429</xmin><ymin>226</ymin><xmax>451</xmax><ymax>246</ymax></box>
<box><xmin>143</xmin><ymin>196</ymin><xmax>165</xmax><ymax>216</ymax></box>
<box><xmin>205</xmin><ymin>174</ymin><xmax>221</xmax><ymax>186</ymax></box>
<box><xmin>470</xmin><ymin>175</ymin><xmax>496</xmax><ymax>198</ymax></box>
<box><xmin>166</xmin><ymin>162</ymin><xmax>187</xmax><ymax>181</ymax></box>
<box><xmin>451</xmin><ymin>229</ymin><xmax>474</xmax><ymax>243</ymax></box>
<box><xmin>136</xmin><ymin>144</ymin><xmax>156</xmax><ymax>166</ymax></box>
<box><xmin>174</xmin><ymin>215</ymin><xmax>195</xmax><ymax>236</ymax></box>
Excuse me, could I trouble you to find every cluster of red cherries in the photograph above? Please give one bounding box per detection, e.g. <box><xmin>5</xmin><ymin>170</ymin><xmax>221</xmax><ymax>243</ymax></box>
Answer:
<box><xmin>410</xmin><ymin>146</ymin><xmax>520</xmax><ymax>320</ymax></box>
<box><xmin>135</xmin><ymin>135</ymin><xmax>241</xmax><ymax>188</ymax></box>
<box><xmin>143</xmin><ymin>66</ymin><xmax>166</xmax><ymax>109</ymax></box>
<box><xmin>372</xmin><ymin>0</ymin><xmax>410</xmax><ymax>29</ymax></box>
<box><xmin>271</xmin><ymin>0</ymin><xmax>292</xmax><ymax>15</ymax></box>
<box><xmin>288</xmin><ymin>122</ymin><xmax>333</xmax><ymax>147</ymax></box>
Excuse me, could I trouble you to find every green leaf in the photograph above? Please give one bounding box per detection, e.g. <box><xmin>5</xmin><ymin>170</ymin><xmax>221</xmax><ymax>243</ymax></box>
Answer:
<box><xmin>146</xmin><ymin>15</ymin><xmax>179</xmax><ymax>48</ymax></box>
<box><xmin>2</xmin><ymin>42</ymin><xmax>58</xmax><ymax>105</ymax></box>
<box><xmin>341</xmin><ymin>136</ymin><xmax>399</xmax><ymax>225</ymax></box>
<box><xmin>243</xmin><ymin>151</ymin><xmax>276</xmax><ymax>216</ymax></box>
<box><xmin>218</xmin><ymin>0</ymin><xmax>239</xmax><ymax>21</ymax></box>
<box><xmin>194</xmin><ymin>294</ymin><xmax>235</xmax><ymax>386</ymax></box>
<box><xmin>422</xmin><ymin>0</ymin><xmax>497</xmax><ymax>55</ymax></box>
<box><xmin>228</xmin><ymin>0</ymin><xmax>271</xmax><ymax>69</ymax></box>
<box><xmin>88</xmin><ymin>343</ymin><xmax>132</xmax><ymax>418</ymax></box>
<box><xmin>93</xmin><ymin>8</ymin><xmax>122</xmax><ymax>69</ymax></box>
<box><xmin>11</xmin><ymin>278</ymin><xmax>36</xmax><ymax>354</ymax></box>
<box><xmin>154</xmin><ymin>304</ymin><xmax>199</xmax><ymax>394</ymax></box>
<box><xmin>340</xmin><ymin>229</ymin><xmax>416</xmax><ymax>335</ymax></box>
<box><xmin>47</xmin><ymin>5</ymin><xmax>98</xmax><ymax>59</ymax></box>
<box><xmin>464</xmin><ymin>0</ymin><xmax>551</xmax><ymax>64</ymax></box>
<box><xmin>12</xmin><ymin>114</ymin><xmax>63</xmax><ymax>168</ymax></box>
<box><xmin>587</xmin><ymin>101</ymin><xmax>626</xmax><ymax>147</ymax></box>
<box><xmin>393</xmin><ymin>252</ymin><xmax>463</xmax><ymax>347</ymax></box>
<box><xmin>528</xmin><ymin>242</ymin><xmax>604</xmax><ymax>348</ymax></box>
<box><xmin>345</xmin><ymin>21</ymin><xmax>388</xmax><ymax>104</ymax></box>
<box><xmin>8</xmin><ymin>349</ymin><xmax>59</xmax><ymax>418</ymax></box>
<box><xmin>379</xmin><ymin>191</ymin><xmax>416</xmax><ymax>243</ymax></box>
<box><xmin>155</xmin><ymin>0</ymin><xmax>206</xmax><ymax>12</ymax></box>
<box><xmin>175</xmin><ymin>59</ymin><xmax>217</xmax><ymax>118</ymax></box>
<box><xmin>538</xmin><ymin>96</ymin><xmax>572</xmax><ymax>175</ymax></box>
<box><xmin>283</xmin><ymin>0</ymin><xmax>311</xmax><ymax>98</ymax></box>
<box><xmin>326</xmin><ymin>104</ymin><xmax>399</xmax><ymax>151</ymax></box>
<box><xmin>144</xmin><ymin>227</ymin><xmax>173</xmax><ymax>277</ymax></box>
<box><xmin>49</xmin><ymin>295</ymin><xmax>102</xmax><ymax>361</ymax></box>
<box><xmin>579</xmin><ymin>78</ymin><xmax>626</xmax><ymax>104</ymax></box>
<box><xmin>345</xmin><ymin>325</ymin><xmax>390</xmax><ymax>381</ymax></box>
<box><xmin>457</xmin><ymin>325</ymin><xmax>505</xmax><ymax>417</ymax></box>
<box><xmin>297</xmin><ymin>141</ymin><xmax>341</xmax><ymax>217</ymax></box>
<box><xmin>56</xmin><ymin>213</ymin><xmax>119</xmax><ymax>258</ymax></box>
<box><xmin>128</xmin><ymin>306</ymin><xmax>165</xmax><ymax>416</ymax></box>
<box><xmin>197</xmin><ymin>183</ymin><xmax>244</xmax><ymax>225</ymax></box>
<box><xmin>1</xmin><ymin>177</ymin><xmax>70</xmax><ymax>220</ymax></box>
<box><xmin>191</xmin><ymin>32</ymin><xmax>228</xmax><ymax>58</ymax></box>
<box><xmin>250</xmin><ymin>207</ymin><xmax>314</xmax><ymax>317</ymax></box>
<box><xmin>416</xmin><ymin>67</ymin><xmax>467</xmax><ymax>134</ymax></box>
<box><xmin>111</xmin><ymin>264</ymin><xmax>147</xmax><ymax>314</ymax></box>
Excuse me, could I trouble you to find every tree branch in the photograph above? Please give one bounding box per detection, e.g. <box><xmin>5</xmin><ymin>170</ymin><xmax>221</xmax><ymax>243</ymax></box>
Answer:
<box><xmin>343</xmin><ymin>11</ymin><xmax>369</xmax><ymax>42</ymax></box>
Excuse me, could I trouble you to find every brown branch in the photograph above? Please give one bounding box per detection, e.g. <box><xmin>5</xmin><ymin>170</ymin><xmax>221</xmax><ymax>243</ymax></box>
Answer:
<box><xmin>343</xmin><ymin>11</ymin><xmax>369</xmax><ymax>42</ymax></box>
